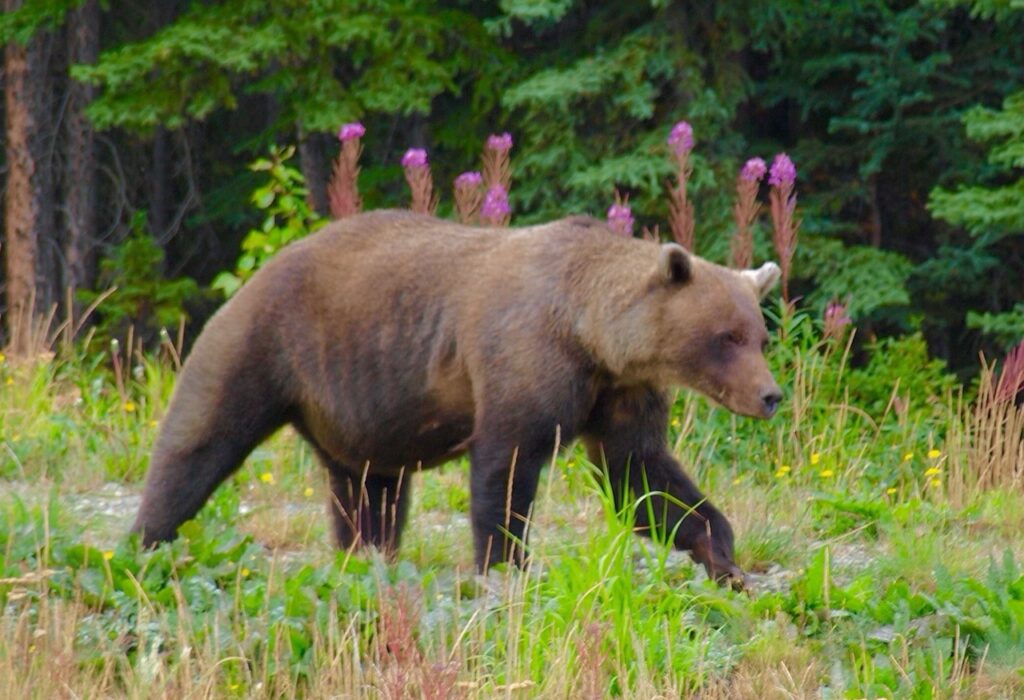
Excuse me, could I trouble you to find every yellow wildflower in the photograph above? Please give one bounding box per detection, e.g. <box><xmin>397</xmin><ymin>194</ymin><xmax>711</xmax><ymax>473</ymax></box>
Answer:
<box><xmin>259</xmin><ymin>472</ymin><xmax>274</xmax><ymax>484</ymax></box>
<box><xmin>930</xmin><ymin>478</ymin><xmax>942</xmax><ymax>488</ymax></box>
<box><xmin>819</xmin><ymin>469</ymin><xmax>834</xmax><ymax>478</ymax></box>
<box><xmin>924</xmin><ymin>467</ymin><xmax>941</xmax><ymax>477</ymax></box>
<box><xmin>810</xmin><ymin>453</ymin><xmax>821</xmax><ymax>465</ymax></box>
<box><xmin>671</xmin><ymin>417</ymin><xmax>681</xmax><ymax>427</ymax></box>
<box><xmin>0</xmin><ymin>352</ymin><xmax>5</xmax><ymax>363</ymax></box>
<box><xmin>927</xmin><ymin>449</ymin><xmax>941</xmax><ymax>459</ymax></box>
<box><xmin>303</xmin><ymin>486</ymin><xmax>314</xmax><ymax>498</ymax></box>
<box><xmin>241</xmin><ymin>568</ymin><xmax>250</xmax><ymax>578</ymax></box>
<box><xmin>902</xmin><ymin>452</ymin><xmax>914</xmax><ymax>462</ymax></box>
<box><xmin>103</xmin><ymin>551</ymin><xmax>114</xmax><ymax>561</ymax></box>
<box><xmin>122</xmin><ymin>401</ymin><xmax>136</xmax><ymax>412</ymax></box>
<box><xmin>149</xmin><ymin>420</ymin><xmax>159</xmax><ymax>428</ymax></box>
<box><xmin>5</xmin><ymin>377</ymin><xmax>12</xmax><ymax>385</ymax></box>
<box><xmin>732</xmin><ymin>477</ymin><xmax>742</xmax><ymax>486</ymax></box>
<box><xmin>886</xmin><ymin>487</ymin><xmax>898</xmax><ymax>496</ymax></box>
<box><xmin>774</xmin><ymin>465</ymin><xmax>791</xmax><ymax>478</ymax></box>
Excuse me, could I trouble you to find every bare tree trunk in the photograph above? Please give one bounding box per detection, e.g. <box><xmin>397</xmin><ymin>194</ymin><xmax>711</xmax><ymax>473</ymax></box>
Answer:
<box><xmin>65</xmin><ymin>0</ymin><xmax>99</xmax><ymax>293</ymax></box>
<box><xmin>869</xmin><ymin>174</ymin><xmax>883</xmax><ymax>248</ymax></box>
<box><xmin>298</xmin><ymin>126</ymin><xmax>329</xmax><ymax>216</ymax></box>
<box><xmin>3</xmin><ymin>0</ymin><xmax>56</xmax><ymax>353</ymax></box>
<box><xmin>149</xmin><ymin>126</ymin><xmax>169</xmax><ymax>242</ymax></box>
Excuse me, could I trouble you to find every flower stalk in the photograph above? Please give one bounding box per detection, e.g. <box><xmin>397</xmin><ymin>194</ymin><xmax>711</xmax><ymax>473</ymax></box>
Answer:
<box><xmin>606</xmin><ymin>191</ymin><xmax>634</xmax><ymax>237</ymax></box>
<box><xmin>667</xmin><ymin>121</ymin><xmax>696</xmax><ymax>251</ymax></box>
<box><xmin>731</xmin><ymin>157</ymin><xmax>766</xmax><ymax>269</ymax></box>
<box><xmin>481</xmin><ymin>133</ymin><xmax>513</xmax><ymax>226</ymax></box>
<box><xmin>328</xmin><ymin>122</ymin><xmax>365</xmax><ymax>219</ymax></box>
<box><xmin>768</xmin><ymin>153</ymin><xmax>799</xmax><ymax>302</ymax></box>
<box><xmin>402</xmin><ymin>148</ymin><xmax>437</xmax><ymax>215</ymax></box>
<box><xmin>453</xmin><ymin>171</ymin><xmax>484</xmax><ymax>225</ymax></box>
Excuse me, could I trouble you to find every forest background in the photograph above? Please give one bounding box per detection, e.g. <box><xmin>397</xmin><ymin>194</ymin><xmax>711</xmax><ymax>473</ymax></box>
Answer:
<box><xmin>1</xmin><ymin>0</ymin><xmax>1023</xmax><ymax>371</ymax></box>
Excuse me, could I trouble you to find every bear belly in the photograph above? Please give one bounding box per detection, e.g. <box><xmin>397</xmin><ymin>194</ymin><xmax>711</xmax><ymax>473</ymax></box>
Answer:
<box><xmin>296</xmin><ymin>401</ymin><xmax>474</xmax><ymax>477</ymax></box>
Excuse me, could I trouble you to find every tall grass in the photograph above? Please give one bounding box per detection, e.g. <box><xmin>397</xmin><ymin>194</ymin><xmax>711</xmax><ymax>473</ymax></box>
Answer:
<box><xmin>1</xmin><ymin>306</ymin><xmax>1023</xmax><ymax>697</ymax></box>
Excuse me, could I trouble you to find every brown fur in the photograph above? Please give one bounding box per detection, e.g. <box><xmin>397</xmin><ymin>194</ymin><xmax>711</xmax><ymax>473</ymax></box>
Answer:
<box><xmin>133</xmin><ymin>210</ymin><xmax>781</xmax><ymax>583</ymax></box>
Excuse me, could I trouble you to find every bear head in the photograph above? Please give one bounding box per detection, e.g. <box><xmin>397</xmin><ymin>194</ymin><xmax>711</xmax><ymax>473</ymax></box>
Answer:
<box><xmin>612</xmin><ymin>243</ymin><xmax>783</xmax><ymax>419</ymax></box>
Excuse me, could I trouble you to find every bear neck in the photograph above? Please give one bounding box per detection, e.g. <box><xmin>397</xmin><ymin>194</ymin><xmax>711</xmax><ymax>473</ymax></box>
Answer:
<box><xmin>565</xmin><ymin>238</ymin><xmax>669</xmax><ymax>384</ymax></box>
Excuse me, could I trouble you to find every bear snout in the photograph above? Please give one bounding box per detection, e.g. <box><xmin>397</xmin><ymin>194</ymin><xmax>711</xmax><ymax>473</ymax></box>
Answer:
<box><xmin>760</xmin><ymin>387</ymin><xmax>783</xmax><ymax>418</ymax></box>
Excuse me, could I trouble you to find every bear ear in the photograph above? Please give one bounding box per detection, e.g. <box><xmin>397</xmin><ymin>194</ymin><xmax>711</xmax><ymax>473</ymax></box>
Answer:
<box><xmin>658</xmin><ymin>243</ymin><xmax>691</xmax><ymax>285</ymax></box>
<box><xmin>741</xmin><ymin>262</ymin><xmax>781</xmax><ymax>300</ymax></box>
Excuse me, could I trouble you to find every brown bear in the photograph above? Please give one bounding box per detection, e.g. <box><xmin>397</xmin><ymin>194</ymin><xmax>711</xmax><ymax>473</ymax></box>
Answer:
<box><xmin>133</xmin><ymin>210</ymin><xmax>781</xmax><ymax>584</ymax></box>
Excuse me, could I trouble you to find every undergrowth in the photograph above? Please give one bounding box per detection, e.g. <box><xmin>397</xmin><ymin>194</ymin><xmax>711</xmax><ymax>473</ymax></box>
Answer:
<box><xmin>1</xmin><ymin>307</ymin><xmax>1023</xmax><ymax>698</ymax></box>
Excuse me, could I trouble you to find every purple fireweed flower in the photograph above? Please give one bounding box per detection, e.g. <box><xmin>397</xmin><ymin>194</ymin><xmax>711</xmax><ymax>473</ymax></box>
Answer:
<box><xmin>607</xmin><ymin>202</ymin><xmax>634</xmax><ymax>237</ymax></box>
<box><xmin>486</xmin><ymin>132</ymin><xmax>513</xmax><ymax>153</ymax></box>
<box><xmin>338</xmin><ymin>122</ymin><xmax>365</xmax><ymax>141</ymax></box>
<box><xmin>401</xmin><ymin>148</ymin><xmax>428</xmax><ymax>169</ymax></box>
<box><xmin>455</xmin><ymin>171</ymin><xmax>483</xmax><ymax>188</ymax></box>
<box><xmin>481</xmin><ymin>185</ymin><xmax>510</xmax><ymax>220</ymax></box>
<box><xmin>740</xmin><ymin>157</ymin><xmax>767</xmax><ymax>182</ymax></box>
<box><xmin>667</xmin><ymin>121</ymin><xmax>694</xmax><ymax>155</ymax></box>
<box><xmin>768</xmin><ymin>153</ymin><xmax>797</xmax><ymax>187</ymax></box>
<box><xmin>823</xmin><ymin>300</ymin><xmax>852</xmax><ymax>339</ymax></box>
<box><xmin>825</xmin><ymin>301</ymin><xmax>851</xmax><ymax>325</ymax></box>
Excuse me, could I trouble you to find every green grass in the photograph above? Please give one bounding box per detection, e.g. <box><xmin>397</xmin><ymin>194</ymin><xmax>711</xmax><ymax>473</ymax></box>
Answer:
<box><xmin>1</xmin><ymin>312</ymin><xmax>1023</xmax><ymax>698</ymax></box>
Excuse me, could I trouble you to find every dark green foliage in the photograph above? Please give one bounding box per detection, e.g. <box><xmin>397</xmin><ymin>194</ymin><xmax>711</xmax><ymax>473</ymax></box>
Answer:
<box><xmin>930</xmin><ymin>91</ymin><xmax>1024</xmax><ymax>349</ymax></box>
<box><xmin>212</xmin><ymin>146</ymin><xmax>326</xmax><ymax>297</ymax></box>
<box><xmin>846</xmin><ymin>333</ymin><xmax>959</xmax><ymax>416</ymax></box>
<box><xmin>3</xmin><ymin>0</ymin><xmax>1024</xmax><ymax>373</ymax></box>
<box><xmin>71</xmin><ymin>0</ymin><xmax>488</xmax><ymax>134</ymax></box>
<box><xmin>78</xmin><ymin>213</ymin><xmax>199</xmax><ymax>343</ymax></box>
<box><xmin>750</xmin><ymin>0</ymin><xmax>1024</xmax><ymax>360</ymax></box>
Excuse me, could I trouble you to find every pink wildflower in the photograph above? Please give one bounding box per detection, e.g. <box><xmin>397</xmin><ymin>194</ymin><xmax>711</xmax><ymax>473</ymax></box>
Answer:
<box><xmin>402</xmin><ymin>148</ymin><xmax>428</xmax><ymax>169</ymax></box>
<box><xmin>481</xmin><ymin>132</ymin><xmax>513</xmax><ymax>224</ymax></box>
<box><xmin>731</xmin><ymin>157</ymin><xmax>766</xmax><ymax>268</ymax></box>
<box><xmin>480</xmin><ymin>185</ymin><xmax>510</xmax><ymax>225</ymax></box>
<box><xmin>768</xmin><ymin>152</ymin><xmax>800</xmax><ymax>302</ymax></box>
<box><xmin>329</xmin><ymin>123</ymin><xmax>365</xmax><ymax>218</ymax></box>
<box><xmin>338</xmin><ymin>122</ymin><xmax>365</xmax><ymax>141</ymax></box>
<box><xmin>455</xmin><ymin>171</ymin><xmax>483</xmax><ymax>188</ymax></box>
<box><xmin>768</xmin><ymin>153</ymin><xmax>797</xmax><ymax>187</ymax></box>
<box><xmin>668</xmin><ymin>121</ymin><xmax>694</xmax><ymax>155</ymax></box>
<box><xmin>823</xmin><ymin>300</ymin><xmax>852</xmax><ymax>339</ymax></box>
<box><xmin>607</xmin><ymin>196</ymin><xmax>634</xmax><ymax>237</ymax></box>
<box><xmin>402</xmin><ymin>148</ymin><xmax>435</xmax><ymax>214</ymax></box>
<box><xmin>740</xmin><ymin>157</ymin><xmax>768</xmax><ymax>182</ymax></box>
<box><xmin>667</xmin><ymin>121</ymin><xmax>695</xmax><ymax>250</ymax></box>
<box><xmin>486</xmin><ymin>132</ymin><xmax>513</xmax><ymax>153</ymax></box>
<box><xmin>454</xmin><ymin>171</ymin><xmax>484</xmax><ymax>224</ymax></box>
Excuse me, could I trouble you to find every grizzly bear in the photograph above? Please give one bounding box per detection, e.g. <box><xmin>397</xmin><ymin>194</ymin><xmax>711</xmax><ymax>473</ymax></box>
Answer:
<box><xmin>133</xmin><ymin>210</ymin><xmax>781</xmax><ymax>585</ymax></box>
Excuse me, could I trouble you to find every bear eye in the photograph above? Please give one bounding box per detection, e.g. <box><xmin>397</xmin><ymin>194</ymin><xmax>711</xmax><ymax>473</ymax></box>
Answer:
<box><xmin>724</xmin><ymin>331</ymin><xmax>744</xmax><ymax>346</ymax></box>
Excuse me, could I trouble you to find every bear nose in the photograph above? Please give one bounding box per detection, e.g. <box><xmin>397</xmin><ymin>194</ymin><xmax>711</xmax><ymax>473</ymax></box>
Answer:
<box><xmin>761</xmin><ymin>389</ymin><xmax>783</xmax><ymax>418</ymax></box>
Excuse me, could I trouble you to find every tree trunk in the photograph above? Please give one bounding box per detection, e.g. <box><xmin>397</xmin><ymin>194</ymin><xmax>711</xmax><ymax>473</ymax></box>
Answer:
<box><xmin>149</xmin><ymin>126</ymin><xmax>170</xmax><ymax>243</ymax></box>
<box><xmin>3</xmin><ymin>0</ymin><xmax>56</xmax><ymax>354</ymax></box>
<box><xmin>65</xmin><ymin>0</ymin><xmax>100</xmax><ymax>293</ymax></box>
<box><xmin>298</xmin><ymin>126</ymin><xmax>329</xmax><ymax>216</ymax></box>
<box><xmin>869</xmin><ymin>174</ymin><xmax>883</xmax><ymax>248</ymax></box>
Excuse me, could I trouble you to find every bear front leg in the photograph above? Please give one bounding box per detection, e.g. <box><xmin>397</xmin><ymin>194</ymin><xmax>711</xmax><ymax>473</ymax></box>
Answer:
<box><xmin>583</xmin><ymin>387</ymin><xmax>744</xmax><ymax>587</ymax></box>
<box><xmin>468</xmin><ymin>434</ymin><xmax>550</xmax><ymax>572</ymax></box>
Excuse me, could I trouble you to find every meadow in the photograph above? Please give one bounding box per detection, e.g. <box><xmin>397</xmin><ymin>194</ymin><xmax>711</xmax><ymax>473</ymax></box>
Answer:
<box><xmin>1</xmin><ymin>304</ymin><xmax>1023</xmax><ymax>699</ymax></box>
